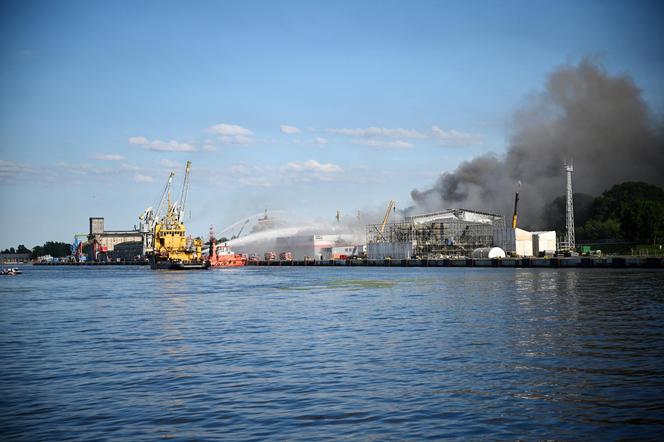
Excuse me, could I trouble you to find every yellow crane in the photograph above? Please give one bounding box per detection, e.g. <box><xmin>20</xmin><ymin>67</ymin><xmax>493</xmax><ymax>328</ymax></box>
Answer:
<box><xmin>379</xmin><ymin>200</ymin><xmax>396</xmax><ymax>235</ymax></box>
<box><xmin>149</xmin><ymin>161</ymin><xmax>208</xmax><ymax>270</ymax></box>
<box><xmin>372</xmin><ymin>200</ymin><xmax>396</xmax><ymax>241</ymax></box>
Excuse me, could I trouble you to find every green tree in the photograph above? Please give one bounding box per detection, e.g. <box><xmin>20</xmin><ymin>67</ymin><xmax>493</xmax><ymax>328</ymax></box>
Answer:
<box><xmin>543</xmin><ymin>182</ymin><xmax>664</xmax><ymax>243</ymax></box>
<box><xmin>576</xmin><ymin>218</ymin><xmax>620</xmax><ymax>240</ymax></box>
<box><xmin>578</xmin><ymin>182</ymin><xmax>664</xmax><ymax>243</ymax></box>
<box><xmin>30</xmin><ymin>242</ymin><xmax>71</xmax><ymax>259</ymax></box>
<box><xmin>620</xmin><ymin>200</ymin><xmax>664</xmax><ymax>243</ymax></box>
<box><xmin>591</xmin><ymin>182</ymin><xmax>664</xmax><ymax>221</ymax></box>
<box><xmin>16</xmin><ymin>245</ymin><xmax>31</xmax><ymax>254</ymax></box>
<box><xmin>31</xmin><ymin>245</ymin><xmax>44</xmax><ymax>259</ymax></box>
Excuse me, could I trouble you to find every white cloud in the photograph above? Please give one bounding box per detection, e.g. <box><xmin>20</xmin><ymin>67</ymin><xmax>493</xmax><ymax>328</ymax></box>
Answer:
<box><xmin>353</xmin><ymin>139</ymin><xmax>413</xmax><ymax>149</ymax></box>
<box><xmin>128</xmin><ymin>136</ymin><xmax>149</xmax><ymax>145</ymax></box>
<box><xmin>0</xmin><ymin>160</ymin><xmax>37</xmax><ymax>181</ymax></box>
<box><xmin>218</xmin><ymin>135</ymin><xmax>253</xmax><ymax>145</ymax></box>
<box><xmin>431</xmin><ymin>125</ymin><xmax>484</xmax><ymax>145</ymax></box>
<box><xmin>238</xmin><ymin>176</ymin><xmax>275</xmax><ymax>187</ymax></box>
<box><xmin>280</xmin><ymin>124</ymin><xmax>301</xmax><ymax>134</ymax></box>
<box><xmin>206</xmin><ymin>125</ymin><xmax>254</xmax><ymax>145</ymax></box>
<box><xmin>120</xmin><ymin>163</ymin><xmax>141</xmax><ymax>172</ymax></box>
<box><xmin>133</xmin><ymin>174</ymin><xmax>155</xmax><ymax>183</ymax></box>
<box><xmin>208</xmin><ymin>123</ymin><xmax>253</xmax><ymax>136</ymax></box>
<box><xmin>201</xmin><ymin>139</ymin><xmax>217</xmax><ymax>152</ymax></box>
<box><xmin>313</xmin><ymin>137</ymin><xmax>329</xmax><ymax>146</ymax></box>
<box><xmin>128</xmin><ymin>136</ymin><xmax>195</xmax><ymax>152</ymax></box>
<box><xmin>93</xmin><ymin>153</ymin><xmax>125</xmax><ymax>161</ymax></box>
<box><xmin>230</xmin><ymin>164</ymin><xmax>252</xmax><ymax>175</ymax></box>
<box><xmin>159</xmin><ymin>159</ymin><xmax>180</xmax><ymax>168</ymax></box>
<box><xmin>285</xmin><ymin>159</ymin><xmax>342</xmax><ymax>173</ymax></box>
<box><xmin>328</xmin><ymin>127</ymin><xmax>427</xmax><ymax>138</ymax></box>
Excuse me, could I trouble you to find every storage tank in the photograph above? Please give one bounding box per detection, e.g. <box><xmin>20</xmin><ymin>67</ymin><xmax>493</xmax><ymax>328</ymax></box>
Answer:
<box><xmin>472</xmin><ymin>247</ymin><xmax>506</xmax><ymax>259</ymax></box>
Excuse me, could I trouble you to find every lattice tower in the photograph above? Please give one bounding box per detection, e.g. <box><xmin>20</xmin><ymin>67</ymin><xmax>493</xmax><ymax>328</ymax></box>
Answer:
<box><xmin>564</xmin><ymin>161</ymin><xmax>575</xmax><ymax>250</ymax></box>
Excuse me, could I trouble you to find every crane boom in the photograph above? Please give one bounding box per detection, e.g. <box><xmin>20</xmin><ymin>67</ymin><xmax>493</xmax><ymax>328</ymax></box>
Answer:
<box><xmin>155</xmin><ymin>172</ymin><xmax>175</xmax><ymax>223</ymax></box>
<box><xmin>232</xmin><ymin>219</ymin><xmax>250</xmax><ymax>240</ymax></box>
<box><xmin>379</xmin><ymin>200</ymin><xmax>396</xmax><ymax>234</ymax></box>
<box><xmin>511</xmin><ymin>192</ymin><xmax>519</xmax><ymax>229</ymax></box>
<box><xmin>177</xmin><ymin>161</ymin><xmax>192</xmax><ymax>222</ymax></box>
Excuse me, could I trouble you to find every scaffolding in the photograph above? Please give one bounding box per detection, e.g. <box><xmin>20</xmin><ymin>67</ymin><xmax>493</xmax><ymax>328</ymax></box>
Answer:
<box><xmin>367</xmin><ymin>208</ymin><xmax>505</xmax><ymax>258</ymax></box>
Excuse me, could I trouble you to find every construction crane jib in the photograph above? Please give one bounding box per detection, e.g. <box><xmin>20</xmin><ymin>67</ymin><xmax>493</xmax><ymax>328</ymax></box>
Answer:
<box><xmin>156</xmin><ymin>172</ymin><xmax>175</xmax><ymax>224</ymax></box>
<box><xmin>139</xmin><ymin>171</ymin><xmax>174</xmax><ymax>253</ymax></box>
<box><xmin>177</xmin><ymin>161</ymin><xmax>192</xmax><ymax>223</ymax></box>
<box><xmin>380</xmin><ymin>200</ymin><xmax>396</xmax><ymax>235</ymax></box>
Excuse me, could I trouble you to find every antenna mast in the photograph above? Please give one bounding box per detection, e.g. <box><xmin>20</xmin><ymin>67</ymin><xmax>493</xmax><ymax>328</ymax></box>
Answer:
<box><xmin>562</xmin><ymin>160</ymin><xmax>575</xmax><ymax>251</ymax></box>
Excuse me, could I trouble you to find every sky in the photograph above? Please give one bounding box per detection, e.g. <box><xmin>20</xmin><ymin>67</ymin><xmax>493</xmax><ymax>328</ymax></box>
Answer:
<box><xmin>1</xmin><ymin>0</ymin><xmax>663</xmax><ymax>249</ymax></box>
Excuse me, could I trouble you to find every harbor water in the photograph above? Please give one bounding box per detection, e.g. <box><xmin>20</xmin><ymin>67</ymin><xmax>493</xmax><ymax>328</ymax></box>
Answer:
<box><xmin>1</xmin><ymin>266</ymin><xmax>663</xmax><ymax>440</ymax></box>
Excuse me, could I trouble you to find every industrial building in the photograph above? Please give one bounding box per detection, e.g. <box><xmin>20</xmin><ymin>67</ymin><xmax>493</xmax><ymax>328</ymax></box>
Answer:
<box><xmin>367</xmin><ymin>208</ymin><xmax>506</xmax><ymax>259</ymax></box>
<box><xmin>83</xmin><ymin>217</ymin><xmax>145</xmax><ymax>260</ymax></box>
<box><xmin>273</xmin><ymin>234</ymin><xmax>357</xmax><ymax>260</ymax></box>
<box><xmin>503</xmin><ymin>228</ymin><xmax>557</xmax><ymax>257</ymax></box>
<box><xmin>365</xmin><ymin>207</ymin><xmax>559</xmax><ymax>259</ymax></box>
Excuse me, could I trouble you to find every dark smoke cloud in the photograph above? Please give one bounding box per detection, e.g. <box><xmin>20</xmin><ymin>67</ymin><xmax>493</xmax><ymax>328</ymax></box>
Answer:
<box><xmin>410</xmin><ymin>58</ymin><xmax>664</xmax><ymax>229</ymax></box>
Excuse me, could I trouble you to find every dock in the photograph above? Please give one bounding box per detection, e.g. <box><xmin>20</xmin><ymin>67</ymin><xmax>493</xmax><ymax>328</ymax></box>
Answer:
<box><xmin>30</xmin><ymin>257</ymin><xmax>664</xmax><ymax>268</ymax></box>
<box><xmin>34</xmin><ymin>260</ymin><xmax>149</xmax><ymax>266</ymax></box>
<box><xmin>248</xmin><ymin>257</ymin><xmax>664</xmax><ymax>269</ymax></box>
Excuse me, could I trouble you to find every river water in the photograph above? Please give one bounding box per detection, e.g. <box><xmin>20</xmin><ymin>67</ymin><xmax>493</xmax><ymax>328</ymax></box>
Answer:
<box><xmin>1</xmin><ymin>266</ymin><xmax>663</xmax><ymax>440</ymax></box>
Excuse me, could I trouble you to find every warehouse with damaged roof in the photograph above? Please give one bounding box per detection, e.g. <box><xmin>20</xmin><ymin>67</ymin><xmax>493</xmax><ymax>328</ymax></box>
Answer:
<box><xmin>366</xmin><ymin>208</ymin><xmax>557</xmax><ymax>259</ymax></box>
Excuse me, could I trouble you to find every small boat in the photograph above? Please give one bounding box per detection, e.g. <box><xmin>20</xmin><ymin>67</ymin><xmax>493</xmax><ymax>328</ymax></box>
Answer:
<box><xmin>1</xmin><ymin>268</ymin><xmax>22</xmax><ymax>275</ymax></box>
<box><xmin>209</xmin><ymin>242</ymin><xmax>247</xmax><ymax>267</ymax></box>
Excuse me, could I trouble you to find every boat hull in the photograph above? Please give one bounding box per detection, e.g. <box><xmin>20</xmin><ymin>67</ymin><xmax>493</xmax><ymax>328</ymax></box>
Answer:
<box><xmin>209</xmin><ymin>256</ymin><xmax>247</xmax><ymax>267</ymax></box>
<box><xmin>149</xmin><ymin>256</ymin><xmax>210</xmax><ymax>270</ymax></box>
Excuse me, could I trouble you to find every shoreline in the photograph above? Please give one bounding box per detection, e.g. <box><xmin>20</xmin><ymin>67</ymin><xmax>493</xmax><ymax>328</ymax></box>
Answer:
<box><xmin>29</xmin><ymin>257</ymin><xmax>664</xmax><ymax>269</ymax></box>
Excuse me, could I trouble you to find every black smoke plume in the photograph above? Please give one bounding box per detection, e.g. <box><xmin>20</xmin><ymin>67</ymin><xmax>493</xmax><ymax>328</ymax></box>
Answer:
<box><xmin>410</xmin><ymin>59</ymin><xmax>664</xmax><ymax>229</ymax></box>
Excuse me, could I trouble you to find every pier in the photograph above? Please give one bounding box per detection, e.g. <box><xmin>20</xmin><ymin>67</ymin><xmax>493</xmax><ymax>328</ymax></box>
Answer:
<box><xmin>247</xmin><ymin>257</ymin><xmax>664</xmax><ymax>269</ymax></box>
<box><xmin>30</xmin><ymin>257</ymin><xmax>664</xmax><ymax>268</ymax></box>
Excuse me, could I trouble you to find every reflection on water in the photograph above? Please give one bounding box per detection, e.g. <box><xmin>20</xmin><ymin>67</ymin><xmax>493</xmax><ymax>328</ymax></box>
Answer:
<box><xmin>0</xmin><ymin>266</ymin><xmax>662</xmax><ymax>440</ymax></box>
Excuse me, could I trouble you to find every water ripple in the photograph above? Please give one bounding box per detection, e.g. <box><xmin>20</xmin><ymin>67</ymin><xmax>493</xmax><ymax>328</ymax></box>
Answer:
<box><xmin>1</xmin><ymin>266</ymin><xmax>663</xmax><ymax>440</ymax></box>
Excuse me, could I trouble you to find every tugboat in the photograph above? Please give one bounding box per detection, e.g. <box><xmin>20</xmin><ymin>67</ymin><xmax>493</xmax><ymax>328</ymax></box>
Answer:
<box><xmin>145</xmin><ymin>161</ymin><xmax>209</xmax><ymax>270</ymax></box>
<box><xmin>208</xmin><ymin>228</ymin><xmax>247</xmax><ymax>267</ymax></box>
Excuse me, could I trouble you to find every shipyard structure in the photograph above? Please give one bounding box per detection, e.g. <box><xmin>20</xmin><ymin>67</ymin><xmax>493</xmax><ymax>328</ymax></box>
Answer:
<box><xmin>366</xmin><ymin>208</ymin><xmax>557</xmax><ymax>259</ymax></box>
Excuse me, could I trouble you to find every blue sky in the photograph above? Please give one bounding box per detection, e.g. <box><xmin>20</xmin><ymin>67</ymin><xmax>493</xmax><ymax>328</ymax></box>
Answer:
<box><xmin>1</xmin><ymin>0</ymin><xmax>663</xmax><ymax>249</ymax></box>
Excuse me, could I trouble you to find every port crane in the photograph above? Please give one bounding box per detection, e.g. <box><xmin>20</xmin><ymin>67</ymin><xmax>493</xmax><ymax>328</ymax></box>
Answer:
<box><xmin>176</xmin><ymin>160</ymin><xmax>191</xmax><ymax>223</ymax></box>
<box><xmin>231</xmin><ymin>219</ymin><xmax>250</xmax><ymax>240</ymax></box>
<box><xmin>139</xmin><ymin>171</ymin><xmax>175</xmax><ymax>253</ymax></box>
<box><xmin>372</xmin><ymin>200</ymin><xmax>396</xmax><ymax>241</ymax></box>
<box><xmin>380</xmin><ymin>200</ymin><xmax>396</xmax><ymax>234</ymax></box>
<box><xmin>70</xmin><ymin>233</ymin><xmax>88</xmax><ymax>261</ymax></box>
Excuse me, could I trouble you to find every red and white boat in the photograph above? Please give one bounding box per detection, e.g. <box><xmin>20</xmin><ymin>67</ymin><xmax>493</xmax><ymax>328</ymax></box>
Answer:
<box><xmin>209</xmin><ymin>242</ymin><xmax>247</xmax><ymax>267</ymax></box>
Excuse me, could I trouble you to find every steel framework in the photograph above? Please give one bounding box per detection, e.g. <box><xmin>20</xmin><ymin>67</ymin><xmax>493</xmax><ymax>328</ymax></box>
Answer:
<box><xmin>367</xmin><ymin>208</ymin><xmax>505</xmax><ymax>258</ymax></box>
<box><xmin>559</xmin><ymin>161</ymin><xmax>576</xmax><ymax>251</ymax></box>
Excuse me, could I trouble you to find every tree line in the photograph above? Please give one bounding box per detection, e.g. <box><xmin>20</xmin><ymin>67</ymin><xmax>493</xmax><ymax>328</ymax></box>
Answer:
<box><xmin>1</xmin><ymin>242</ymin><xmax>72</xmax><ymax>259</ymax></box>
<box><xmin>542</xmin><ymin>182</ymin><xmax>664</xmax><ymax>244</ymax></box>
